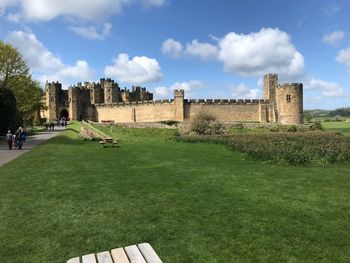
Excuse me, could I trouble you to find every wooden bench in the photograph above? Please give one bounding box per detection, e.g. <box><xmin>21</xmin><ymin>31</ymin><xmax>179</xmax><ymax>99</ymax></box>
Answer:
<box><xmin>67</xmin><ymin>243</ymin><xmax>162</xmax><ymax>263</ymax></box>
<box><xmin>99</xmin><ymin>138</ymin><xmax>118</xmax><ymax>148</ymax></box>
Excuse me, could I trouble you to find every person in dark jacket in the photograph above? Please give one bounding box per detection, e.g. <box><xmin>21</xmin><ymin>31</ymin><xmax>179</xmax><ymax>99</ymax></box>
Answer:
<box><xmin>6</xmin><ymin>129</ymin><xmax>13</xmax><ymax>150</ymax></box>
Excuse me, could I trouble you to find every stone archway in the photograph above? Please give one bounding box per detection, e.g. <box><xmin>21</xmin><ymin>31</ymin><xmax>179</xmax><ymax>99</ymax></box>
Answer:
<box><xmin>60</xmin><ymin>109</ymin><xmax>69</xmax><ymax>119</ymax></box>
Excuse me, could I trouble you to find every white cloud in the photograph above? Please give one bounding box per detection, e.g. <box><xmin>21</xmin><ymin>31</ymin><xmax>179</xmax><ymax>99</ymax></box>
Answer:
<box><xmin>170</xmin><ymin>80</ymin><xmax>203</xmax><ymax>93</ymax></box>
<box><xmin>5</xmin><ymin>30</ymin><xmax>94</xmax><ymax>85</ymax></box>
<box><xmin>68</xmin><ymin>23</ymin><xmax>112</xmax><ymax>40</ymax></box>
<box><xmin>153</xmin><ymin>86</ymin><xmax>168</xmax><ymax>99</ymax></box>
<box><xmin>322</xmin><ymin>30</ymin><xmax>345</xmax><ymax>47</ymax></box>
<box><xmin>162</xmin><ymin>28</ymin><xmax>304</xmax><ymax>78</ymax></box>
<box><xmin>104</xmin><ymin>53</ymin><xmax>162</xmax><ymax>84</ymax></box>
<box><xmin>3</xmin><ymin>0</ymin><xmax>165</xmax><ymax>22</ymax></box>
<box><xmin>185</xmin><ymin>39</ymin><xmax>218</xmax><ymax>60</ymax></box>
<box><xmin>217</xmin><ymin>28</ymin><xmax>304</xmax><ymax>77</ymax></box>
<box><xmin>305</xmin><ymin>78</ymin><xmax>346</xmax><ymax>97</ymax></box>
<box><xmin>229</xmin><ymin>83</ymin><xmax>260</xmax><ymax>99</ymax></box>
<box><xmin>161</xmin><ymin>38</ymin><xmax>183</xmax><ymax>58</ymax></box>
<box><xmin>336</xmin><ymin>47</ymin><xmax>350</xmax><ymax>71</ymax></box>
<box><xmin>6</xmin><ymin>30</ymin><xmax>63</xmax><ymax>72</ymax></box>
<box><xmin>152</xmin><ymin>80</ymin><xmax>203</xmax><ymax>99</ymax></box>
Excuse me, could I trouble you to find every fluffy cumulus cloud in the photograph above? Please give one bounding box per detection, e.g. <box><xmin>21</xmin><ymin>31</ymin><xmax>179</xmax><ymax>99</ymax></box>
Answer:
<box><xmin>322</xmin><ymin>30</ymin><xmax>345</xmax><ymax>47</ymax></box>
<box><xmin>68</xmin><ymin>23</ymin><xmax>112</xmax><ymax>40</ymax></box>
<box><xmin>184</xmin><ymin>39</ymin><xmax>218</xmax><ymax>60</ymax></box>
<box><xmin>305</xmin><ymin>78</ymin><xmax>346</xmax><ymax>97</ymax></box>
<box><xmin>217</xmin><ymin>28</ymin><xmax>304</xmax><ymax>77</ymax></box>
<box><xmin>2</xmin><ymin>0</ymin><xmax>165</xmax><ymax>22</ymax></box>
<box><xmin>161</xmin><ymin>38</ymin><xmax>184</xmax><ymax>58</ymax></box>
<box><xmin>152</xmin><ymin>80</ymin><xmax>203</xmax><ymax>99</ymax></box>
<box><xmin>229</xmin><ymin>84</ymin><xmax>260</xmax><ymax>99</ymax></box>
<box><xmin>171</xmin><ymin>80</ymin><xmax>203</xmax><ymax>93</ymax></box>
<box><xmin>104</xmin><ymin>53</ymin><xmax>162</xmax><ymax>84</ymax></box>
<box><xmin>5</xmin><ymin>30</ymin><xmax>94</xmax><ymax>85</ymax></box>
<box><xmin>162</xmin><ymin>28</ymin><xmax>304</xmax><ymax>77</ymax></box>
<box><xmin>336</xmin><ymin>47</ymin><xmax>350</xmax><ymax>71</ymax></box>
<box><xmin>153</xmin><ymin>86</ymin><xmax>169</xmax><ymax>99</ymax></box>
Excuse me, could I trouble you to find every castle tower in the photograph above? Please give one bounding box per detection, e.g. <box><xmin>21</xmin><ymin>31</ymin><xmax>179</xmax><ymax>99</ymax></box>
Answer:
<box><xmin>174</xmin><ymin>89</ymin><xmax>185</xmax><ymax>121</ymax></box>
<box><xmin>276</xmin><ymin>83</ymin><xmax>303</xmax><ymax>124</ymax></box>
<box><xmin>88</xmin><ymin>82</ymin><xmax>102</xmax><ymax>104</ymax></box>
<box><xmin>263</xmin><ymin>74</ymin><xmax>278</xmax><ymax>103</ymax></box>
<box><xmin>101</xmin><ymin>78</ymin><xmax>118</xmax><ymax>104</ymax></box>
<box><xmin>68</xmin><ymin>86</ymin><xmax>79</xmax><ymax>120</ymax></box>
<box><xmin>45</xmin><ymin>81</ymin><xmax>62</xmax><ymax>121</ymax></box>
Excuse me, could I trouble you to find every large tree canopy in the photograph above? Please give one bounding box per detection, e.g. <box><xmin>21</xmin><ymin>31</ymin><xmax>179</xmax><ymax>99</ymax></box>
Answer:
<box><xmin>0</xmin><ymin>41</ymin><xmax>29</xmax><ymax>87</ymax></box>
<box><xmin>0</xmin><ymin>41</ymin><xmax>44</xmax><ymax>129</ymax></box>
<box><xmin>0</xmin><ymin>86</ymin><xmax>22</xmax><ymax>134</ymax></box>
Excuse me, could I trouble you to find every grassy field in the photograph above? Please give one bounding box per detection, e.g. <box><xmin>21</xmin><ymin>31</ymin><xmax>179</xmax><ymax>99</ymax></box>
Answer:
<box><xmin>0</xmin><ymin>122</ymin><xmax>350</xmax><ymax>262</ymax></box>
<box><xmin>322</xmin><ymin>120</ymin><xmax>350</xmax><ymax>136</ymax></box>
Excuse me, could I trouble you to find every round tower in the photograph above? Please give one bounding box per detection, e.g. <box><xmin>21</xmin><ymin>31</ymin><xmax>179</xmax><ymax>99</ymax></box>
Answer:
<box><xmin>276</xmin><ymin>83</ymin><xmax>303</xmax><ymax>124</ymax></box>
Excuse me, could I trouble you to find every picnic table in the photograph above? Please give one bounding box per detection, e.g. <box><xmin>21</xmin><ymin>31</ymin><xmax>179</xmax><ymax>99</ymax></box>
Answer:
<box><xmin>67</xmin><ymin>243</ymin><xmax>162</xmax><ymax>263</ymax></box>
<box><xmin>99</xmin><ymin>137</ymin><xmax>118</xmax><ymax>148</ymax></box>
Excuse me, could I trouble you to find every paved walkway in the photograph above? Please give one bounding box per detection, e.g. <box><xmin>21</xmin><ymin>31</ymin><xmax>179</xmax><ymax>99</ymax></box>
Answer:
<box><xmin>0</xmin><ymin>127</ymin><xmax>65</xmax><ymax>167</ymax></box>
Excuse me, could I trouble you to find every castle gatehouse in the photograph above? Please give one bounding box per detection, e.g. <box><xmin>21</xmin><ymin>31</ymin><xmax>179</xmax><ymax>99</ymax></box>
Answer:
<box><xmin>42</xmin><ymin>74</ymin><xmax>303</xmax><ymax>124</ymax></box>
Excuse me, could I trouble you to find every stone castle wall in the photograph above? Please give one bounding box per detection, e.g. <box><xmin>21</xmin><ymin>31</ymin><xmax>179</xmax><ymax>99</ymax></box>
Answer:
<box><xmin>42</xmin><ymin>74</ymin><xmax>304</xmax><ymax>124</ymax></box>
<box><xmin>184</xmin><ymin>100</ymin><xmax>261</xmax><ymax>122</ymax></box>
<box><xmin>96</xmin><ymin>101</ymin><xmax>176</xmax><ymax>122</ymax></box>
<box><xmin>95</xmin><ymin>100</ymin><xmax>264</xmax><ymax>123</ymax></box>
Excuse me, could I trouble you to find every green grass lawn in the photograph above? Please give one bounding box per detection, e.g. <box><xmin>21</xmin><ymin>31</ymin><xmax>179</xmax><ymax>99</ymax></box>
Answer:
<box><xmin>322</xmin><ymin>120</ymin><xmax>350</xmax><ymax>136</ymax></box>
<box><xmin>0</xmin><ymin>122</ymin><xmax>350</xmax><ymax>262</ymax></box>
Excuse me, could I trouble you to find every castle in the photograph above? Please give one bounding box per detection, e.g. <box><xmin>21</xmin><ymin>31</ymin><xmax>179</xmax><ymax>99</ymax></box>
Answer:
<box><xmin>41</xmin><ymin>74</ymin><xmax>303</xmax><ymax>124</ymax></box>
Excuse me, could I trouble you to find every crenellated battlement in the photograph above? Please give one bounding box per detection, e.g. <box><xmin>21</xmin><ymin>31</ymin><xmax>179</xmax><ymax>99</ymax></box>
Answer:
<box><xmin>184</xmin><ymin>98</ymin><xmax>269</xmax><ymax>105</ymax></box>
<box><xmin>278</xmin><ymin>83</ymin><xmax>303</xmax><ymax>88</ymax></box>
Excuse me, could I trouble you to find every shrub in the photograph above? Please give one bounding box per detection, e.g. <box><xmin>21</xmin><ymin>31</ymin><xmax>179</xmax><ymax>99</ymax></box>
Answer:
<box><xmin>177</xmin><ymin>131</ymin><xmax>350</xmax><ymax>165</ymax></box>
<box><xmin>309</xmin><ymin>121</ymin><xmax>324</xmax><ymax>131</ymax></box>
<box><xmin>190</xmin><ymin>112</ymin><xmax>223</xmax><ymax>135</ymax></box>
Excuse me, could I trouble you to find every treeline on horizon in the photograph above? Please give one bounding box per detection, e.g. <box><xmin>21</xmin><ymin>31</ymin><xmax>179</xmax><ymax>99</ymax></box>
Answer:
<box><xmin>304</xmin><ymin>107</ymin><xmax>350</xmax><ymax>118</ymax></box>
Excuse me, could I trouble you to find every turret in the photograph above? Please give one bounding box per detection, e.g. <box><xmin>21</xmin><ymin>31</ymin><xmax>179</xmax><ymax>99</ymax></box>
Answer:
<box><xmin>101</xmin><ymin>78</ymin><xmax>118</xmax><ymax>104</ymax></box>
<box><xmin>263</xmin><ymin>74</ymin><xmax>278</xmax><ymax>104</ymax></box>
<box><xmin>45</xmin><ymin>81</ymin><xmax>62</xmax><ymax>120</ymax></box>
<box><xmin>276</xmin><ymin>83</ymin><xmax>303</xmax><ymax>124</ymax></box>
<box><xmin>174</xmin><ymin>89</ymin><xmax>185</xmax><ymax>121</ymax></box>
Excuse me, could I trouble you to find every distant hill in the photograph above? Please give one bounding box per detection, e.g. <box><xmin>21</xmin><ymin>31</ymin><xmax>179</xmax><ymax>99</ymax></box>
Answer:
<box><xmin>304</xmin><ymin>107</ymin><xmax>350</xmax><ymax>118</ymax></box>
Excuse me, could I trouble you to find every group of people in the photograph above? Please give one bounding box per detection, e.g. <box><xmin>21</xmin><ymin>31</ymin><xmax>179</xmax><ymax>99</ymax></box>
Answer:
<box><xmin>58</xmin><ymin>117</ymin><xmax>68</xmax><ymax>127</ymax></box>
<box><xmin>44</xmin><ymin>117</ymin><xmax>68</xmax><ymax>131</ymax></box>
<box><xmin>6</xmin><ymin>127</ymin><xmax>26</xmax><ymax>150</ymax></box>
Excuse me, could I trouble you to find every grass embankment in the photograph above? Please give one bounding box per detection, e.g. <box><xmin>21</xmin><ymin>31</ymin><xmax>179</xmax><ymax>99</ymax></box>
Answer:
<box><xmin>0</xmin><ymin>122</ymin><xmax>350</xmax><ymax>262</ymax></box>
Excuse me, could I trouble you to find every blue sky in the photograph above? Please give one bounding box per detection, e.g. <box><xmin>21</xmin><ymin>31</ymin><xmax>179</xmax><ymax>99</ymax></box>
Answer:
<box><xmin>0</xmin><ymin>0</ymin><xmax>349</xmax><ymax>109</ymax></box>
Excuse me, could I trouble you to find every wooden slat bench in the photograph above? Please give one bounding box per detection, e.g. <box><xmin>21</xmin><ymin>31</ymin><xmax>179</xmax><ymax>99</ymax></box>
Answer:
<box><xmin>99</xmin><ymin>138</ymin><xmax>118</xmax><ymax>148</ymax></box>
<box><xmin>67</xmin><ymin>243</ymin><xmax>162</xmax><ymax>263</ymax></box>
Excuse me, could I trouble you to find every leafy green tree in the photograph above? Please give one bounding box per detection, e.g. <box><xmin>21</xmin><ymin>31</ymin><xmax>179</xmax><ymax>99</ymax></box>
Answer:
<box><xmin>0</xmin><ymin>41</ymin><xmax>29</xmax><ymax>87</ymax></box>
<box><xmin>0</xmin><ymin>41</ymin><xmax>45</xmax><ymax>125</ymax></box>
<box><xmin>0</xmin><ymin>85</ymin><xmax>22</xmax><ymax>134</ymax></box>
<box><xmin>8</xmin><ymin>75</ymin><xmax>45</xmax><ymax>124</ymax></box>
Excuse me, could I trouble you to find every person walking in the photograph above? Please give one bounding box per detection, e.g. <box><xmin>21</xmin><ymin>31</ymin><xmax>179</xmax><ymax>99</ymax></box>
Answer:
<box><xmin>6</xmin><ymin>129</ymin><xmax>13</xmax><ymax>150</ymax></box>
<box><xmin>15</xmin><ymin>127</ymin><xmax>24</xmax><ymax>150</ymax></box>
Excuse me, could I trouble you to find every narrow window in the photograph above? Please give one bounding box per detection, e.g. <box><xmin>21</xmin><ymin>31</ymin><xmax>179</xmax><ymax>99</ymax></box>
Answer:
<box><xmin>286</xmin><ymin>94</ymin><xmax>291</xmax><ymax>103</ymax></box>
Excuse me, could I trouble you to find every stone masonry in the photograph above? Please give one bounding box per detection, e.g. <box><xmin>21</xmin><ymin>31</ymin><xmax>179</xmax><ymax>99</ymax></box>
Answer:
<box><xmin>41</xmin><ymin>74</ymin><xmax>303</xmax><ymax>124</ymax></box>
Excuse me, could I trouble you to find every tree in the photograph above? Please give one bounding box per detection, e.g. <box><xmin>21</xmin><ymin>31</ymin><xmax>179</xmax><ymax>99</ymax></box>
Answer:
<box><xmin>0</xmin><ymin>41</ymin><xmax>45</xmax><ymax>126</ymax></box>
<box><xmin>0</xmin><ymin>41</ymin><xmax>29</xmax><ymax>87</ymax></box>
<box><xmin>0</xmin><ymin>85</ymin><xmax>22</xmax><ymax>134</ymax></box>
<box><xmin>7</xmin><ymin>75</ymin><xmax>45</xmax><ymax>125</ymax></box>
